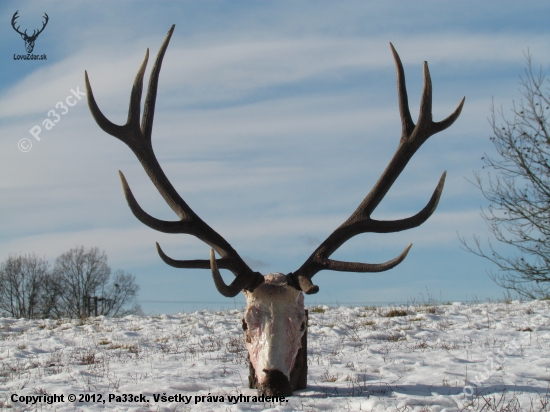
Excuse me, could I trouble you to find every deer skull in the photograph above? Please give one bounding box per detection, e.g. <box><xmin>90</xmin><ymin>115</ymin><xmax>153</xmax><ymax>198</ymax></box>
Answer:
<box><xmin>85</xmin><ymin>25</ymin><xmax>464</xmax><ymax>396</ymax></box>
<box><xmin>242</xmin><ymin>273</ymin><xmax>306</xmax><ymax>396</ymax></box>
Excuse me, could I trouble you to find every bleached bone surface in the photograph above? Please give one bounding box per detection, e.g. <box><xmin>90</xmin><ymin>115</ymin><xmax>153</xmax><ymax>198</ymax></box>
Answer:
<box><xmin>243</xmin><ymin>273</ymin><xmax>306</xmax><ymax>386</ymax></box>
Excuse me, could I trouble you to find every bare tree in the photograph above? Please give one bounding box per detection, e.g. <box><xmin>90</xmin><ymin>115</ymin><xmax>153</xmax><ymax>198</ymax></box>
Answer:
<box><xmin>39</xmin><ymin>276</ymin><xmax>62</xmax><ymax>319</ymax></box>
<box><xmin>0</xmin><ymin>254</ymin><xmax>50</xmax><ymax>318</ymax></box>
<box><xmin>52</xmin><ymin>246</ymin><xmax>140</xmax><ymax>318</ymax></box>
<box><xmin>461</xmin><ymin>52</ymin><xmax>550</xmax><ymax>299</ymax></box>
<box><xmin>52</xmin><ymin>246</ymin><xmax>110</xmax><ymax>317</ymax></box>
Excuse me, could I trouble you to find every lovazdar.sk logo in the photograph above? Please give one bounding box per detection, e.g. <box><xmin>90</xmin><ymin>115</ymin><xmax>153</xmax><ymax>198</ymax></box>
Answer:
<box><xmin>11</xmin><ymin>10</ymin><xmax>48</xmax><ymax>60</ymax></box>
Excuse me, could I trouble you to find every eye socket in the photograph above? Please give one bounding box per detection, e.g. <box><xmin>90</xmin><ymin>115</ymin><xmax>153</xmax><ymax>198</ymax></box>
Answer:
<box><xmin>300</xmin><ymin>321</ymin><xmax>305</xmax><ymax>332</ymax></box>
<box><xmin>242</xmin><ymin>318</ymin><xmax>248</xmax><ymax>331</ymax></box>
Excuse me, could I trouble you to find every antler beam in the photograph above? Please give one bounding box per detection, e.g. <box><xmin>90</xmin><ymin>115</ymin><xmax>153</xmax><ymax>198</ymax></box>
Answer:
<box><xmin>288</xmin><ymin>43</ymin><xmax>465</xmax><ymax>294</ymax></box>
<box><xmin>85</xmin><ymin>25</ymin><xmax>264</xmax><ymax>297</ymax></box>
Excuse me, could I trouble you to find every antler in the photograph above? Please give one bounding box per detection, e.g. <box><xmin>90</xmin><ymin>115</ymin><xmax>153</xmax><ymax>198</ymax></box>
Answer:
<box><xmin>85</xmin><ymin>25</ymin><xmax>264</xmax><ymax>297</ymax></box>
<box><xmin>29</xmin><ymin>13</ymin><xmax>49</xmax><ymax>40</ymax></box>
<box><xmin>11</xmin><ymin>11</ymin><xmax>49</xmax><ymax>40</ymax></box>
<box><xmin>11</xmin><ymin>11</ymin><xmax>25</xmax><ymax>37</ymax></box>
<box><xmin>288</xmin><ymin>43</ymin><xmax>465</xmax><ymax>294</ymax></box>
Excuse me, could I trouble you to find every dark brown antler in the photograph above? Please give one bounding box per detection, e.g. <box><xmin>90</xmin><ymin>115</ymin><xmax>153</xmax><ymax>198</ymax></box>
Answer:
<box><xmin>288</xmin><ymin>43</ymin><xmax>465</xmax><ymax>295</ymax></box>
<box><xmin>85</xmin><ymin>25</ymin><xmax>264</xmax><ymax>297</ymax></box>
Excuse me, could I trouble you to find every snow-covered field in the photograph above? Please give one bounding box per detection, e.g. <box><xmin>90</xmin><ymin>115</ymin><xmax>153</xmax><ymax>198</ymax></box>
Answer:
<box><xmin>1</xmin><ymin>300</ymin><xmax>549</xmax><ymax>411</ymax></box>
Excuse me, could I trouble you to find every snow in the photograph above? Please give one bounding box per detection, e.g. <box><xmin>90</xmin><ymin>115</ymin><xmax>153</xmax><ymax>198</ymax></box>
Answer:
<box><xmin>1</xmin><ymin>300</ymin><xmax>549</xmax><ymax>411</ymax></box>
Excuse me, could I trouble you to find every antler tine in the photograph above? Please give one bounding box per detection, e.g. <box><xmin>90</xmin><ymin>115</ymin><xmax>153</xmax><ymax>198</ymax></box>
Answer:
<box><xmin>326</xmin><ymin>243</ymin><xmax>412</xmax><ymax>272</ymax></box>
<box><xmin>415</xmin><ymin>62</ymin><xmax>465</xmax><ymax>138</ymax></box>
<box><xmin>86</xmin><ymin>25</ymin><xmax>265</xmax><ymax>295</ymax></box>
<box><xmin>85</xmin><ymin>71</ymin><xmax>128</xmax><ymax>142</ymax></box>
<box><xmin>85</xmin><ymin>47</ymin><xmax>149</xmax><ymax>144</ymax></box>
<box><xmin>434</xmin><ymin>97</ymin><xmax>465</xmax><ymax>135</ymax></box>
<box><xmin>390</xmin><ymin>43</ymin><xmax>415</xmax><ymax>139</ymax></box>
<box><xmin>210</xmin><ymin>250</ymin><xmax>261</xmax><ymax>297</ymax></box>
<box><xmin>127</xmin><ymin>49</ymin><xmax>149</xmax><ymax>134</ymax></box>
<box><xmin>141</xmin><ymin>25</ymin><xmax>174</xmax><ymax>143</ymax></box>
<box><xmin>416</xmin><ymin>61</ymin><xmax>433</xmax><ymax>132</ymax></box>
<box><xmin>289</xmin><ymin>44</ymin><xmax>464</xmax><ymax>294</ymax></box>
<box><xmin>156</xmin><ymin>242</ymin><xmax>209</xmax><ymax>268</ymax></box>
<box><xmin>156</xmin><ymin>244</ymin><xmax>263</xmax><ymax>295</ymax></box>
<box><xmin>119</xmin><ymin>170</ymin><xmax>185</xmax><ymax>233</ymax></box>
<box><xmin>368</xmin><ymin>171</ymin><xmax>446</xmax><ymax>233</ymax></box>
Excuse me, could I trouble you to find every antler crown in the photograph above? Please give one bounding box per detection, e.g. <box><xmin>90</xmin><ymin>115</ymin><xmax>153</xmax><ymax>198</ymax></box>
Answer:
<box><xmin>85</xmin><ymin>26</ymin><xmax>464</xmax><ymax>297</ymax></box>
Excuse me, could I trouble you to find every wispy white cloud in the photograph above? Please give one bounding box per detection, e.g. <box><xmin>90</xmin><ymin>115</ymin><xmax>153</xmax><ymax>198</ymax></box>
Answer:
<box><xmin>2</xmin><ymin>30</ymin><xmax>548</xmax><ymax>117</ymax></box>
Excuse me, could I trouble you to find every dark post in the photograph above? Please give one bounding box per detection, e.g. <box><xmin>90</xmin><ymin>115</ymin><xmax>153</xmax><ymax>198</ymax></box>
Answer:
<box><xmin>94</xmin><ymin>296</ymin><xmax>98</xmax><ymax>317</ymax></box>
<box><xmin>97</xmin><ymin>297</ymin><xmax>106</xmax><ymax>316</ymax></box>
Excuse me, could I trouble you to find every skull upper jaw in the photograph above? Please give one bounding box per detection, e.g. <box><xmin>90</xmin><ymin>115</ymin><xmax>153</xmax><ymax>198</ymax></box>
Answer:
<box><xmin>242</xmin><ymin>273</ymin><xmax>306</xmax><ymax>394</ymax></box>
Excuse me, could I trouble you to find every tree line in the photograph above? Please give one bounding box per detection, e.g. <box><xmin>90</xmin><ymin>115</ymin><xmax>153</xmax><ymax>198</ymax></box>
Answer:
<box><xmin>0</xmin><ymin>246</ymin><xmax>141</xmax><ymax>319</ymax></box>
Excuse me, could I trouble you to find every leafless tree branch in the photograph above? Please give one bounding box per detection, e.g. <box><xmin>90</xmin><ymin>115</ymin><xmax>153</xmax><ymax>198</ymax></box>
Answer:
<box><xmin>460</xmin><ymin>51</ymin><xmax>550</xmax><ymax>299</ymax></box>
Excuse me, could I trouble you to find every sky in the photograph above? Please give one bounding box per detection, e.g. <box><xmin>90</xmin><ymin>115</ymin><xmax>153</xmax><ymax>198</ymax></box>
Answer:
<box><xmin>1</xmin><ymin>1</ymin><xmax>550</xmax><ymax>315</ymax></box>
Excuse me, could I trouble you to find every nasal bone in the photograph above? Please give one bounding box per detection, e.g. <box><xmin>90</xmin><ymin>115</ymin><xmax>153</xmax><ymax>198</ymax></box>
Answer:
<box><xmin>262</xmin><ymin>323</ymin><xmax>287</xmax><ymax>371</ymax></box>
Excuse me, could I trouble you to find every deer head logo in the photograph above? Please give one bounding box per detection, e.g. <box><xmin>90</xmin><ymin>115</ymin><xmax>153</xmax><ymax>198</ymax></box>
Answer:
<box><xmin>11</xmin><ymin>11</ymin><xmax>49</xmax><ymax>54</ymax></box>
<box><xmin>85</xmin><ymin>26</ymin><xmax>464</xmax><ymax>396</ymax></box>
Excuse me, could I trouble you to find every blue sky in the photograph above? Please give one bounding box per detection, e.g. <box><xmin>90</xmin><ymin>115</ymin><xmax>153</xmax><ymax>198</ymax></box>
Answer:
<box><xmin>1</xmin><ymin>1</ymin><xmax>550</xmax><ymax>314</ymax></box>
